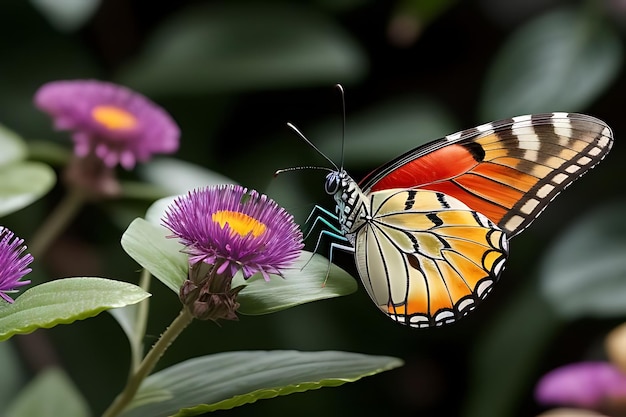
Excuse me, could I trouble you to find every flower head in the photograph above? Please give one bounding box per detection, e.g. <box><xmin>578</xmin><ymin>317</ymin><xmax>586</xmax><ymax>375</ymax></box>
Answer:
<box><xmin>163</xmin><ymin>184</ymin><xmax>304</xmax><ymax>281</ymax></box>
<box><xmin>35</xmin><ymin>79</ymin><xmax>179</xmax><ymax>169</ymax></box>
<box><xmin>535</xmin><ymin>362</ymin><xmax>626</xmax><ymax>409</ymax></box>
<box><xmin>0</xmin><ymin>228</ymin><xmax>33</xmax><ymax>303</ymax></box>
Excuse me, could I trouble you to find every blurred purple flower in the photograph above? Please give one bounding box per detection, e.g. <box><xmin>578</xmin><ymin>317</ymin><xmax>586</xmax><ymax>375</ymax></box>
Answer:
<box><xmin>35</xmin><ymin>79</ymin><xmax>179</xmax><ymax>169</ymax></box>
<box><xmin>163</xmin><ymin>184</ymin><xmax>304</xmax><ymax>281</ymax></box>
<box><xmin>535</xmin><ymin>362</ymin><xmax>626</xmax><ymax>409</ymax></box>
<box><xmin>0</xmin><ymin>228</ymin><xmax>33</xmax><ymax>303</ymax></box>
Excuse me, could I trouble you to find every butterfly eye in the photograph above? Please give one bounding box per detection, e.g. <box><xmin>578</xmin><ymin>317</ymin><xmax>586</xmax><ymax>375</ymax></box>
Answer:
<box><xmin>324</xmin><ymin>171</ymin><xmax>341</xmax><ymax>195</ymax></box>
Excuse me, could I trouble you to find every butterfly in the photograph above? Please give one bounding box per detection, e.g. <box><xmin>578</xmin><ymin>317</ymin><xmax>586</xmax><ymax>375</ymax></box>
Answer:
<box><xmin>280</xmin><ymin>109</ymin><xmax>613</xmax><ymax>328</ymax></box>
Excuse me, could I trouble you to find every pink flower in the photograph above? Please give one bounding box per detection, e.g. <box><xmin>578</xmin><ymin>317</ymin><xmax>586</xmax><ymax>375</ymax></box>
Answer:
<box><xmin>0</xmin><ymin>228</ymin><xmax>33</xmax><ymax>303</ymax></box>
<box><xmin>163</xmin><ymin>185</ymin><xmax>304</xmax><ymax>281</ymax></box>
<box><xmin>535</xmin><ymin>362</ymin><xmax>626</xmax><ymax>408</ymax></box>
<box><xmin>35</xmin><ymin>79</ymin><xmax>179</xmax><ymax>169</ymax></box>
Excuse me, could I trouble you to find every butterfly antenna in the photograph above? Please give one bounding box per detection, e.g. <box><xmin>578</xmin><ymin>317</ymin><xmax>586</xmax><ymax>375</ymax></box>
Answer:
<box><xmin>335</xmin><ymin>83</ymin><xmax>347</xmax><ymax>170</ymax></box>
<box><xmin>285</xmin><ymin>122</ymin><xmax>339</xmax><ymax>170</ymax></box>
<box><xmin>274</xmin><ymin>165</ymin><xmax>332</xmax><ymax>177</ymax></box>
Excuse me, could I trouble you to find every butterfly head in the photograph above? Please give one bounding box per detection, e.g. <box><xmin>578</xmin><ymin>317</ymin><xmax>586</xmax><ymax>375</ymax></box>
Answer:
<box><xmin>324</xmin><ymin>169</ymin><xmax>350</xmax><ymax>216</ymax></box>
<box><xmin>324</xmin><ymin>170</ymin><xmax>343</xmax><ymax>195</ymax></box>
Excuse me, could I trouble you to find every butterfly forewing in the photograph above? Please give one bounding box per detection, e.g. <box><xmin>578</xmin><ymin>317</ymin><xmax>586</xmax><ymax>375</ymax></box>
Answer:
<box><xmin>352</xmin><ymin>189</ymin><xmax>508</xmax><ymax>328</ymax></box>
<box><xmin>360</xmin><ymin>113</ymin><xmax>613</xmax><ymax>237</ymax></box>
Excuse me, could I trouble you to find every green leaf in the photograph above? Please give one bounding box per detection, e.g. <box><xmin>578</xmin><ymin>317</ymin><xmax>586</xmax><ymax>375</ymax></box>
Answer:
<box><xmin>144</xmin><ymin>196</ymin><xmax>177</xmax><ymax>225</ymax></box>
<box><xmin>117</xmin><ymin>180</ymin><xmax>171</xmax><ymax>202</ymax></box>
<box><xmin>234</xmin><ymin>251</ymin><xmax>357</xmax><ymax>315</ymax></box>
<box><xmin>121</xmin><ymin>350</ymin><xmax>403</xmax><ymax>417</ymax></box>
<box><xmin>0</xmin><ymin>278</ymin><xmax>150</xmax><ymax>341</ymax></box>
<box><xmin>108</xmin><ymin>266</ymin><xmax>151</xmax><ymax>370</ymax></box>
<box><xmin>315</xmin><ymin>96</ymin><xmax>457</xmax><ymax>166</ymax></box>
<box><xmin>0</xmin><ymin>161</ymin><xmax>56</xmax><ymax>217</ymax></box>
<box><xmin>117</xmin><ymin>3</ymin><xmax>367</xmax><ymax>94</ymax></box>
<box><xmin>480</xmin><ymin>7</ymin><xmax>622</xmax><ymax>120</ymax></box>
<box><xmin>121</xmin><ymin>218</ymin><xmax>358</xmax><ymax>313</ymax></box>
<box><xmin>109</xmin><ymin>303</ymin><xmax>142</xmax><ymax>360</ymax></box>
<box><xmin>109</xmin><ymin>304</ymin><xmax>139</xmax><ymax>345</ymax></box>
<box><xmin>0</xmin><ymin>125</ymin><xmax>27</xmax><ymax>166</ymax></box>
<box><xmin>27</xmin><ymin>140</ymin><xmax>72</xmax><ymax>167</ymax></box>
<box><xmin>31</xmin><ymin>0</ymin><xmax>101</xmax><ymax>32</ymax></box>
<box><xmin>138</xmin><ymin>158</ymin><xmax>237</xmax><ymax>196</ymax></box>
<box><xmin>539</xmin><ymin>202</ymin><xmax>626</xmax><ymax>319</ymax></box>
<box><xmin>6</xmin><ymin>367</ymin><xmax>89</xmax><ymax>417</ymax></box>
<box><xmin>121</xmin><ymin>218</ymin><xmax>188</xmax><ymax>293</ymax></box>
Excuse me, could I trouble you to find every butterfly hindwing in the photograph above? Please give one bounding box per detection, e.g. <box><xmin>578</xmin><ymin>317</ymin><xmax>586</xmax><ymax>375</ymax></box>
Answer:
<box><xmin>360</xmin><ymin>113</ymin><xmax>613</xmax><ymax>237</ymax></box>
<box><xmin>351</xmin><ymin>188</ymin><xmax>508</xmax><ymax>328</ymax></box>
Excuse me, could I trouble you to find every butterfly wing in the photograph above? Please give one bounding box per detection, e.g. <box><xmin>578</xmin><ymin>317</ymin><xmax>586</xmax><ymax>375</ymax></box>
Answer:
<box><xmin>359</xmin><ymin>113</ymin><xmax>613</xmax><ymax>237</ymax></box>
<box><xmin>353</xmin><ymin>188</ymin><xmax>508</xmax><ymax>328</ymax></box>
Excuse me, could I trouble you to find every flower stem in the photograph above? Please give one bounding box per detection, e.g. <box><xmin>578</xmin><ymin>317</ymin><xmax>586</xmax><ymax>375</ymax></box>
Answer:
<box><xmin>102</xmin><ymin>307</ymin><xmax>194</xmax><ymax>417</ymax></box>
<box><xmin>29</xmin><ymin>187</ymin><xmax>86</xmax><ymax>258</ymax></box>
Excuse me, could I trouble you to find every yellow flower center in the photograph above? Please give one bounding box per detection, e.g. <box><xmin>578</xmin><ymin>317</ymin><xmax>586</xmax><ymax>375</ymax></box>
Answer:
<box><xmin>91</xmin><ymin>105</ymin><xmax>138</xmax><ymax>130</ymax></box>
<box><xmin>212</xmin><ymin>210</ymin><xmax>266</xmax><ymax>238</ymax></box>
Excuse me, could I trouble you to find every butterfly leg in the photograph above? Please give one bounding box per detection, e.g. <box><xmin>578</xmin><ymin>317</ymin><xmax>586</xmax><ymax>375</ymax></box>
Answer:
<box><xmin>306</xmin><ymin>229</ymin><xmax>354</xmax><ymax>286</ymax></box>
<box><xmin>304</xmin><ymin>204</ymin><xmax>349</xmax><ymax>257</ymax></box>
<box><xmin>309</xmin><ymin>228</ymin><xmax>348</xmax><ymax>256</ymax></box>
<box><xmin>302</xmin><ymin>227</ymin><xmax>347</xmax><ymax>269</ymax></box>
<box><xmin>304</xmin><ymin>204</ymin><xmax>339</xmax><ymax>224</ymax></box>
<box><xmin>320</xmin><ymin>240</ymin><xmax>354</xmax><ymax>286</ymax></box>
<box><xmin>303</xmin><ymin>205</ymin><xmax>341</xmax><ymax>240</ymax></box>
<box><xmin>302</xmin><ymin>205</ymin><xmax>354</xmax><ymax>285</ymax></box>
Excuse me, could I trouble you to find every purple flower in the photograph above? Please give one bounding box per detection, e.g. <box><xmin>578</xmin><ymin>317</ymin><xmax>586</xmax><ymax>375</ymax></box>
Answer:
<box><xmin>163</xmin><ymin>184</ymin><xmax>304</xmax><ymax>281</ymax></box>
<box><xmin>535</xmin><ymin>362</ymin><xmax>626</xmax><ymax>408</ymax></box>
<box><xmin>35</xmin><ymin>80</ymin><xmax>179</xmax><ymax>169</ymax></box>
<box><xmin>0</xmin><ymin>228</ymin><xmax>33</xmax><ymax>303</ymax></box>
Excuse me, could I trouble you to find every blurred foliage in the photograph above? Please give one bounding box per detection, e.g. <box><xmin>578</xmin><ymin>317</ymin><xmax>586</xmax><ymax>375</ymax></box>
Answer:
<box><xmin>479</xmin><ymin>6</ymin><xmax>622</xmax><ymax>120</ymax></box>
<box><xmin>540</xmin><ymin>202</ymin><xmax>626</xmax><ymax>319</ymax></box>
<box><xmin>0</xmin><ymin>126</ymin><xmax>55</xmax><ymax>217</ymax></box>
<box><xmin>1</xmin><ymin>0</ymin><xmax>626</xmax><ymax>416</ymax></box>
<box><xmin>6</xmin><ymin>367</ymin><xmax>90</xmax><ymax>417</ymax></box>
<box><xmin>116</xmin><ymin>3</ymin><xmax>368</xmax><ymax>94</ymax></box>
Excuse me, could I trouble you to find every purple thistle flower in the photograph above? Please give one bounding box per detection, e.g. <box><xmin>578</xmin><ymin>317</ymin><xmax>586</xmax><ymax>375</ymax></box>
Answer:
<box><xmin>535</xmin><ymin>362</ymin><xmax>626</xmax><ymax>409</ymax></box>
<box><xmin>34</xmin><ymin>79</ymin><xmax>180</xmax><ymax>169</ymax></box>
<box><xmin>163</xmin><ymin>184</ymin><xmax>304</xmax><ymax>281</ymax></box>
<box><xmin>0</xmin><ymin>228</ymin><xmax>33</xmax><ymax>303</ymax></box>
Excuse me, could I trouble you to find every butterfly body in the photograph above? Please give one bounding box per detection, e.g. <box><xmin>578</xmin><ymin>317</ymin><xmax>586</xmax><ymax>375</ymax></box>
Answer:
<box><xmin>320</xmin><ymin>112</ymin><xmax>612</xmax><ymax>328</ymax></box>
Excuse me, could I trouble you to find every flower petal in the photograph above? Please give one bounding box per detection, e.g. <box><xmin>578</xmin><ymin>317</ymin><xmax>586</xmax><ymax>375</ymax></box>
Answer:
<box><xmin>0</xmin><ymin>227</ymin><xmax>33</xmax><ymax>303</ymax></box>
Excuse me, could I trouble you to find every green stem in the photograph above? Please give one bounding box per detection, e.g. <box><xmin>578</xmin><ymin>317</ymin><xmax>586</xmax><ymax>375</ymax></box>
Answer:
<box><xmin>102</xmin><ymin>307</ymin><xmax>194</xmax><ymax>417</ymax></box>
<box><xmin>29</xmin><ymin>187</ymin><xmax>86</xmax><ymax>258</ymax></box>
<box><xmin>130</xmin><ymin>269</ymin><xmax>152</xmax><ymax>372</ymax></box>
